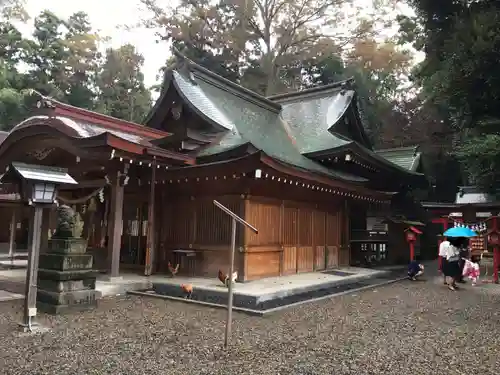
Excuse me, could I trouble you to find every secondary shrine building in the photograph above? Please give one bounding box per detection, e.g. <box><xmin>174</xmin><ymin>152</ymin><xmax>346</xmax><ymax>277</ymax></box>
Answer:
<box><xmin>0</xmin><ymin>55</ymin><xmax>427</xmax><ymax>281</ymax></box>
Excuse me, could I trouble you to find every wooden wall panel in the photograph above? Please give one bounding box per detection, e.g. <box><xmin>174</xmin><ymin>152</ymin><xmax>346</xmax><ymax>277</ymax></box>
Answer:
<box><xmin>157</xmin><ymin>194</ymin><xmax>244</xmax><ymax>277</ymax></box>
<box><xmin>326</xmin><ymin>246</ymin><xmax>339</xmax><ymax>268</ymax></box>
<box><xmin>282</xmin><ymin>246</ymin><xmax>297</xmax><ymax>275</ymax></box>
<box><xmin>326</xmin><ymin>211</ymin><xmax>341</xmax><ymax>268</ymax></box>
<box><xmin>298</xmin><ymin>209</ymin><xmax>313</xmax><ymax>246</ymax></box>
<box><xmin>157</xmin><ymin>189</ymin><xmax>351</xmax><ymax>280</ymax></box>
<box><xmin>282</xmin><ymin>204</ymin><xmax>298</xmax><ymax>275</ymax></box>
<box><xmin>194</xmin><ymin>198</ymin><xmax>241</xmax><ymax>246</ymax></box>
<box><xmin>339</xmin><ymin>248</ymin><xmax>350</xmax><ymax>267</ymax></box>
<box><xmin>297</xmin><ymin>208</ymin><xmax>313</xmax><ymax>272</ymax></box>
<box><xmin>242</xmin><ymin>197</ymin><xmax>348</xmax><ymax>278</ymax></box>
<box><xmin>313</xmin><ymin>211</ymin><xmax>326</xmax><ymax>270</ymax></box>
<box><xmin>245</xmin><ymin>200</ymin><xmax>281</xmax><ymax>246</ymax></box>
<box><xmin>282</xmin><ymin>205</ymin><xmax>298</xmax><ymax>246</ymax></box>
<box><xmin>245</xmin><ymin>251</ymin><xmax>280</xmax><ymax>279</ymax></box>
<box><xmin>315</xmin><ymin>246</ymin><xmax>326</xmax><ymax>270</ymax></box>
<box><xmin>198</xmin><ymin>249</ymin><xmax>229</xmax><ymax>277</ymax></box>
<box><xmin>297</xmin><ymin>246</ymin><xmax>314</xmax><ymax>272</ymax></box>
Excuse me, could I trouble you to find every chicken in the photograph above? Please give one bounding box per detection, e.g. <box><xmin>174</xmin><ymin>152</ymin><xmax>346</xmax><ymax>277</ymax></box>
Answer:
<box><xmin>168</xmin><ymin>262</ymin><xmax>180</xmax><ymax>277</ymax></box>
<box><xmin>218</xmin><ymin>270</ymin><xmax>238</xmax><ymax>288</ymax></box>
<box><xmin>180</xmin><ymin>284</ymin><xmax>193</xmax><ymax>299</ymax></box>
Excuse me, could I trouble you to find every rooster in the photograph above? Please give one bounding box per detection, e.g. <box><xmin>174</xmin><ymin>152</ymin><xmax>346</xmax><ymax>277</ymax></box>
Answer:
<box><xmin>218</xmin><ymin>270</ymin><xmax>238</xmax><ymax>288</ymax></box>
<box><xmin>180</xmin><ymin>284</ymin><xmax>193</xmax><ymax>299</ymax></box>
<box><xmin>168</xmin><ymin>262</ymin><xmax>180</xmax><ymax>277</ymax></box>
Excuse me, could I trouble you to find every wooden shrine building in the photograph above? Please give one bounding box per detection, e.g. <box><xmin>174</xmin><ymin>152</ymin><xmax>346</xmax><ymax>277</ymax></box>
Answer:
<box><xmin>142</xmin><ymin>53</ymin><xmax>427</xmax><ymax>279</ymax></box>
<box><xmin>0</xmin><ymin>95</ymin><xmax>193</xmax><ymax>279</ymax></box>
<box><xmin>0</xmin><ymin>54</ymin><xmax>427</xmax><ymax>281</ymax></box>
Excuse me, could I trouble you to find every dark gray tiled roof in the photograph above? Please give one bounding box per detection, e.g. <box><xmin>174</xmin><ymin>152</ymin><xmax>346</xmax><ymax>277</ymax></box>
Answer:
<box><xmin>274</xmin><ymin>88</ymin><xmax>353</xmax><ymax>154</ymax></box>
<box><xmin>375</xmin><ymin>146</ymin><xmax>421</xmax><ymax>172</ymax></box>
<box><xmin>148</xmin><ymin>55</ymin><xmax>426</xmax><ymax>184</ymax></box>
<box><xmin>173</xmin><ymin>68</ymin><xmax>366</xmax><ymax>182</ymax></box>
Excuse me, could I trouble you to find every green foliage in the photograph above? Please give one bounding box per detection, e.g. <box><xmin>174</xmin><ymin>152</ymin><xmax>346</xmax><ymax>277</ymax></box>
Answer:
<box><xmin>0</xmin><ymin>8</ymin><xmax>152</xmax><ymax>129</ymax></box>
<box><xmin>455</xmin><ymin>134</ymin><xmax>500</xmax><ymax>192</ymax></box>
<box><xmin>402</xmin><ymin>0</ymin><xmax>500</xmax><ymax>190</ymax></box>
<box><xmin>95</xmin><ymin>44</ymin><xmax>152</xmax><ymax>123</ymax></box>
<box><xmin>0</xmin><ymin>0</ymin><xmax>28</xmax><ymax>22</ymax></box>
<box><xmin>141</xmin><ymin>0</ymin><xmax>399</xmax><ymax>96</ymax></box>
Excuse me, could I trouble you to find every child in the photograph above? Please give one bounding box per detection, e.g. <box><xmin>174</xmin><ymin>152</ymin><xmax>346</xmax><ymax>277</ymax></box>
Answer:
<box><xmin>408</xmin><ymin>260</ymin><xmax>424</xmax><ymax>281</ymax></box>
<box><xmin>462</xmin><ymin>255</ymin><xmax>480</xmax><ymax>286</ymax></box>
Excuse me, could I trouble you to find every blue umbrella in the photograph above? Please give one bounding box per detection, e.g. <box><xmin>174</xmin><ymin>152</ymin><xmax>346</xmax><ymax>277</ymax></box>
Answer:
<box><xmin>443</xmin><ymin>227</ymin><xmax>478</xmax><ymax>238</ymax></box>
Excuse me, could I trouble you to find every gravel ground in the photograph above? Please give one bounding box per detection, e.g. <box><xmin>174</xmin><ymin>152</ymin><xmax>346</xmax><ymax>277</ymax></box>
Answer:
<box><xmin>1</xmin><ymin>277</ymin><xmax>500</xmax><ymax>375</ymax></box>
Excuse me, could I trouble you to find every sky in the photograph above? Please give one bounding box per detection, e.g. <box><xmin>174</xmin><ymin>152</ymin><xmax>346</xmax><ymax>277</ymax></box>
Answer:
<box><xmin>21</xmin><ymin>0</ymin><xmax>421</xmax><ymax>91</ymax></box>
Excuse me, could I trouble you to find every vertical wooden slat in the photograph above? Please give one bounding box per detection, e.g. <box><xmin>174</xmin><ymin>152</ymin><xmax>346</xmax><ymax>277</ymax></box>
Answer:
<box><xmin>313</xmin><ymin>211</ymin><xmax>326</xmax><ymax>270</ymax></box>
<box><xmin>297</xmin><ymin>208</ymin><xmax>313</xmax><ymax>272</ymax></box>
<box><xmin>282</xmin><ymin>202</ymin><xmax>298</xmax><ymax>275</ymax></box>
<box><xmin>279</xmin><ymin>200</ymin><xmax>284</xmax><ymax>275</ymax></box>
<box><xmin>144</xmin><ymin>163</ymin><xmax>156</xmax><ymax>275</ymax></box>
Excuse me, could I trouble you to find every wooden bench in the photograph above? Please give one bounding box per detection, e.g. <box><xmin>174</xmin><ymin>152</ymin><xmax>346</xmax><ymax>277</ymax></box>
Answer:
<box><xmin>173</xmin><ymin>249</ymin><xmax>197</xmax><ymax>277</ymax></box>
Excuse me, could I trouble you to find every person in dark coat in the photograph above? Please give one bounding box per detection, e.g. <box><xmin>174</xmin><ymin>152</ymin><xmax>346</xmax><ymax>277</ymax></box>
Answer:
<box><xmin>408</xmin><ymin>260</ymin><xmax>424</xmax><ymax>280</ymax></box>
<box><xmin>439</xmin><ymin>238</ymin><xmax>451</xmax><ymax>285</ymax></box>
<box><xmin>445</xmin><ymin>237</ymin><xmax>463</xmax><ymax>290</ymax></box>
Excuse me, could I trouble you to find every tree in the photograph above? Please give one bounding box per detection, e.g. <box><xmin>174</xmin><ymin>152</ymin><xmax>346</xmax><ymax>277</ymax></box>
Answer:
<box><xmin>140</xmin><ymin>0</ymin><xmax>397</xmax><ymax>95</ymax></box>
<box><xmin>0</xmin><ymin>10</ymin><xmax>31</xmax><ymax>129</ymax></box>
<box><xmin>0</xmin><ymin>8</ymin><xmax>155</xmax><ymax>128</ymax></box>
<box><xmin>61</xmin><ymin>11</ymin><xmax>102</xmax><ymax>109</ymax></box>
<box><xmin>400</xmin><ymin>0</ymin><xmax>500</xmax><ymax>193</ymax></box>
<box><xmin>95</xmin><ymin>44</ymin><xmax>152</xmax><ymax>123</ymax></box>
<box><xmin>23</xmin><ymin>10</ymin><xmax>103</xmax><ymax>107</ymax></box>
<box><xmin>297</xmin><ymin>37</ymin><xmax>414</xmax><ymax>146</ymax></box>
<box><xmin>0</xmin><ymin>0</ymin><xmax>28</xmax><ymax>21</ymax></box>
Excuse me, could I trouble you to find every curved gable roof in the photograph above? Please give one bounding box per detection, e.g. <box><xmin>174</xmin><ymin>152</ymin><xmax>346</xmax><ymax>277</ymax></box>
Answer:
<box><xmin>269</xmin><ymin>81</ymin><xmax>373</xmax><ymax>152</ymax></box>
<box><xmin>167</xmin><ymin>63</ymin><xmax>366</xmax><ymax>183</ymax></box>
<box><xmin>375</xmin><ymin>146</ymin><xmax>422</xmax><ymax>172</ymax></box>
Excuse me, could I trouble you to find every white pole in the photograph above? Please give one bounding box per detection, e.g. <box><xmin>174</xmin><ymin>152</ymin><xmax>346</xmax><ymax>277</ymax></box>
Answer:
<box><xmin>224</xmin><ymin>218</ymin><xmax>237</xmax><ymax>348</ymax></box>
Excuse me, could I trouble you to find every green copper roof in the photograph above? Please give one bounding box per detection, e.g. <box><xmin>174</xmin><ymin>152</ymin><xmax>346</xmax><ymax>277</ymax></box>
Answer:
<box><xmin>375</xmin><ymin>146</ymin><xmax>421</xmax><ymax>172</ymax></box>
<box><xmin>148</xmin><ymin>53</ymin><xmax>426</xmax><ymax>185</ymax></box>
<box><xmin>270</xmin><ymin>85</ymin><xmax>354</xmax><ymax>154</ymax></box>
<box><xmin>172</xmin><ymin>67</ymin><xmax>366</xmax><ymax>182</ymax></box>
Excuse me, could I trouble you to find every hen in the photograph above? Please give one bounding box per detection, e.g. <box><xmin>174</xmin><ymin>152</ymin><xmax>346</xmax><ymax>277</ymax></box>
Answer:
<box><xmin>180</xmin><ymin>284</ymin><xmax>193</xmax><ymax>299</ymax></box>
<box><xmin>218</xmin><ymin>270</ymin><xmax>238</xmax><ymax>288</ymax></box>
<box><xmin>168</xmin><ymin>262</ymin><xmax>180</xmax><ymax>277</ymax></box>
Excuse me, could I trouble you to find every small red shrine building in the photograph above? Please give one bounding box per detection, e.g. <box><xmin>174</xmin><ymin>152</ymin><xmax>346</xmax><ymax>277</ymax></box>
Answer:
<box><xmin>0</xmin><ymin>54</ymin><xmax>427</xmax><ymax>281</ymax></box>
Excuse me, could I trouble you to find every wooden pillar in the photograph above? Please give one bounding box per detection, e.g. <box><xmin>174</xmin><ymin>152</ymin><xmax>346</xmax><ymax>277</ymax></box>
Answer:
<box><xmin>144</xmin><ymin>162</ymin><xmax>156</xmax><ymax>276</ymax></box>
<box><xmin>279</xmin><ymin>200</ymin><xmax>284</xmax><ymax>276</ymax></box>
<box><xmin>107</xmin><ymin>171</ymin><xmax>125</xmax><ymax>279</ymax></box>
<box><xmin>39</xmin><ymin>208</ymin><xmax>51</xmax><ymax>253</ymax></box>
<box><xmin>8</xmin><ymin>207</ymin><xmax>17</xmax><ymax>259</ymax></box>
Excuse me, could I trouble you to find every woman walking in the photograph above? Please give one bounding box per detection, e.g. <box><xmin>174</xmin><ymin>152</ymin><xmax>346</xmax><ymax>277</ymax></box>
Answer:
<box><xmin>443</xmin><ymin>237</ymin><xmax>462</xmax><ymax>291</ymax></box>
<box><xmin>439</xmin><ymin>238</ymin><xmax>451</xmax><ymax>285</ymax></box>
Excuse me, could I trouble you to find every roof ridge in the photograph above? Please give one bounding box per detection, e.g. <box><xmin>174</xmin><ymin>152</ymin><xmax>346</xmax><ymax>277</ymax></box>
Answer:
<box><xmin>375</xmin><ymin>145</ymin><xmax>419</xmax><ymax>153</ymax></box>
<box><xmin>30</xmin><ymin>90</ymin><xmax>169</xmax><ymax>138</ymax></box>
<box><xmin>267</xmin><ymin>78</ymin><xmax>355</xmax><ymax>102</ymax></box>
<box><xmin>172</xmin><ymin>48</ymin><xmax>281</xmax><ymax>112</ymax></box>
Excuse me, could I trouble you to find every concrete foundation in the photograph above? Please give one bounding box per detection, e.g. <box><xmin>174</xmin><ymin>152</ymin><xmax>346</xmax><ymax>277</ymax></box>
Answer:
<box><xmin>150</xmin><ymin>267</ymin><xmax>405</xmax><ymax>311</ymax></box>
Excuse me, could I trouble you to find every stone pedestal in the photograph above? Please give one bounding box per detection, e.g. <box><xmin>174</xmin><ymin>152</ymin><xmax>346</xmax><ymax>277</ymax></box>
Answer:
<box><xmin>37</xmin><ymin>238</ymin><xmax>98</xmax><ymax>314</ymax></box>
